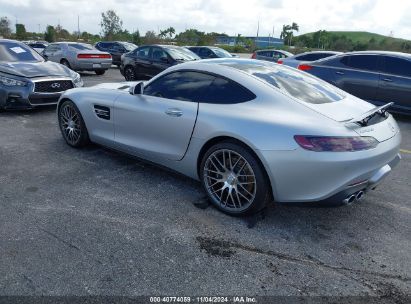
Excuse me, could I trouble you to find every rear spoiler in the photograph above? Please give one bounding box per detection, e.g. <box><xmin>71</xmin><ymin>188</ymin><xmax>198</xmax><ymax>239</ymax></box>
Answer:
<box><xmin>344</xmin><ymin>102</ymin><xmax>394</xmax><ymax>127</ymax></box>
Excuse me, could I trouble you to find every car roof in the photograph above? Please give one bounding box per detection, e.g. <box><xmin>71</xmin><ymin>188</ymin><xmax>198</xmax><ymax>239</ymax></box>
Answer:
<box><xmin>341</xmin><ymin>50</ymin><xmax>411</xmax><ymax>58</ymax></box>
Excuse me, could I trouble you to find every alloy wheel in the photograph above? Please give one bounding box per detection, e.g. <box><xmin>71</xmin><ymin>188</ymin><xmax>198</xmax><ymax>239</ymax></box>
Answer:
<box><xmin>124</xmin><ymin>67</ymin><xmax>135</xmax><ymax>81</ymax></box>
<box><xmin>203</xmin><ymin>149</ymin><xmax>257</xmax><ymax>212</ymax></box>
<box><xmin>60</xmin><ymin>104</ymin><xmax>81</xmax><ymax>145</ymax></box>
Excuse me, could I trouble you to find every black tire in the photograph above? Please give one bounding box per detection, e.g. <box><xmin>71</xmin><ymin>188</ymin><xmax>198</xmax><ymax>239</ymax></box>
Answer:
<box><xmin>95</xmin><ymin>69</ymin><xmax>106</xmax><ymax>75</ymax></box>
<box><xmin>58</xmin><ymin>100</ymin><xmax>90</xmax><ymax>148</ymax></box>
<box><xmin>60</xmin><ymin>59</ymin><xmax>71</xmax><ymax>69</ymax></box>
<box><xmin>124</xmin><ymin>66</ymin><xmax>136</xmax><ymax>81</ymax></box>
<box><xmin>200</xmin><ymin>140</ymin><xmax>272</xmax><ymax>216</ymax></box>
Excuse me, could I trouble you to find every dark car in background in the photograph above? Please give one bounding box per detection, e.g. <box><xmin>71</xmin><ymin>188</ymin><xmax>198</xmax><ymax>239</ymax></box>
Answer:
<box><xmin>0</xmin><ymin>39</ymin><xmax>83</xmax><ymax>110</ymax></box>
<box><xmin>297</xmin><ymin>51</ymin><xmax>411</xmax><ymax>115</ymax></box>
<box><xmin>187</xmin><ymin>46</ymin><xmax>233</xmax><ymax>59</ymax></box>
<box><xmin>120</xmin><ymin>44</ymin><xmax>200</xmax><ymax>80</ymax></box>
<box><xmin>251</xmin><ymin>49</ymin><xmax>293</xmax><ymax>63</ymax></box>
<box><xmin>95</xmin><ymin>41</ymin><xmax>137</xmax><ymax>67</ymax></box>
<box><xmin>278</xmin><ymin>51</ymin><xmax>342</xmax><ymax>68</ymax></box>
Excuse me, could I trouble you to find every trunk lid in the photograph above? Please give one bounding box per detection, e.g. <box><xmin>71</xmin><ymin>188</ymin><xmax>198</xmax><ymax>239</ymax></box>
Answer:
<box><xmin>303</xmin><ymin>95</ymin><xmax>399</xmax><ymax>142</ymax></box>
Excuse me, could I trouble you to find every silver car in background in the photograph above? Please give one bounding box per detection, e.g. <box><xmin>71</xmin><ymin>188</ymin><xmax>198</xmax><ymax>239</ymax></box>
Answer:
<box><xmin>278</xmin><ymin>51</ymin><xmax>342</xmax><ymax>68</ymax></box>
<box><xmin>56</xmin><ymin>58</ymin><xmax>401</xmax><ymax>216</ymax></box>
<box><xmin>43</xmin><ymin>42</ymin><xmax>112</xmax><ymax>75</ymax></box>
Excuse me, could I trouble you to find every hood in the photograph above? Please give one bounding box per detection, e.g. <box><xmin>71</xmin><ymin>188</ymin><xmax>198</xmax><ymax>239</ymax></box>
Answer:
<box><xmin>0</xmin><ymin>61</ymin><xmax>72</xmax><ymax>78</ymax></box>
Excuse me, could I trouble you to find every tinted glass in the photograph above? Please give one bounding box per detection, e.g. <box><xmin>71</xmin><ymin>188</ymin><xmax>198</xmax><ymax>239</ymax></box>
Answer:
<box><xmin>202</xmin><ymin>77</ymin><xmax>256</xmax><ymax>104</ymax></box>
<box><xmin>199</xmin><ymin>48</ymin><xmax>212</xmax><ymax>57</ymax></box>
<box><xmin>224</xmin><ymin>61</ymin><xmax>344</xmax><ymax>104</ymax></box>
<box><xmin>343</xmin><ymin>55</ymin><xmax>378</xmax><ymax>71</ymax></box>
<box><xmin>382</xmin><ymin>56</ymin><xmax>411</xmax><ymax>77</ymax></box>
<box><xmin>151</xmin><ymin>47</ymin><xmax>168</xmax><ymax>61</ymax></box>
<box><xmin>144</xmin><ymin>71</ymin><xmax>215</xmax><ymax>101</ymax></box>
<box><xmin>296</xmin><ymin>53</ymin><xmax>333</xmax><ymax>61</ymax></box>
<box><xmin>0</xmin><ymin>41</ymin><xmax>44</xmax><ymax>62</ymax></box>
<box><xmin>136</xmin><ymin>47</ymin><xmax>150</xmax><ymax>58</ymax></box>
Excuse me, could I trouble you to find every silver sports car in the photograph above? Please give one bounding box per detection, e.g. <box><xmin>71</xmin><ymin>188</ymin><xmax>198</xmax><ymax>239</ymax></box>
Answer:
<box><xmin>57</xmin><ymin>58</ymin><xmax>401</xmax><ymax>215</ymax></box>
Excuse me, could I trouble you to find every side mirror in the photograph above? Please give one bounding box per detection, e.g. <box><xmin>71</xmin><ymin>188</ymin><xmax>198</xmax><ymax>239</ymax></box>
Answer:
<box><xmin>160</xmin><ymin>57</ymin><xmax>169</xmax><ymax>63</ymax></box>
<box><xmin>129</xmin><ymin>82</ymin><xmax>144</xmax><ymax>95</ymax></box>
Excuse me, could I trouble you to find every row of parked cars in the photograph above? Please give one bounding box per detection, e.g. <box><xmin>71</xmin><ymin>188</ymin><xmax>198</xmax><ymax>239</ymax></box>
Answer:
<box><xmin>0</xmin><ymin>38</ymin><xmax>410</xmax><ymax>114</ymax></box>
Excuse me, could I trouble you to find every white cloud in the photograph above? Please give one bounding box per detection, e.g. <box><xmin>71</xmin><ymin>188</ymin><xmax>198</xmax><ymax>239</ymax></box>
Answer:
<box><xmin>0</xmin><ymin>0</ymin><xmax>410</xmax><ymax>39</ymax></box>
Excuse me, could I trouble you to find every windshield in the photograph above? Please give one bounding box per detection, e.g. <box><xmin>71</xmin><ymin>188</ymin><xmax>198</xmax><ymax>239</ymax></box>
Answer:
<box><xmin>122</xmin><ymin>42</ymin><xmax>137</xmax><ymax>51</ymax></box>
<box><xmin>0</xmin><ymin>41</ymin><xmax>44</xmax><ymax>62</ymax></box>
<box><xmin>225</xmin><ymin>61</ymin><xmax>344</xmax><ymax>104</ymax></box>
<box><xmin>68</xmin><ymin>43</ymin><xmax>95</xmax><ymax>51</ymax></box>
<box><xmin>212</xmin><ymin>48</ymin><xmax>233</xmax><ymax>58</ymax></box>
<box><xmin>165</xmin><ymin>47</ymin><xmax>200</xmax><ymax>61</ymax></box>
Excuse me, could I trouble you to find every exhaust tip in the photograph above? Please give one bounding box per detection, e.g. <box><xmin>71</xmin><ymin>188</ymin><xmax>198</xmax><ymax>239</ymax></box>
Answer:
<box><xmin>343</xmin><ymin>194</ymin><xmax>356</xmax><ymax>205</ymax></box>
<box><xmin>356</xmin><ymin>191</ymin><xmax>365</xmax><ymax>201</ymax></box>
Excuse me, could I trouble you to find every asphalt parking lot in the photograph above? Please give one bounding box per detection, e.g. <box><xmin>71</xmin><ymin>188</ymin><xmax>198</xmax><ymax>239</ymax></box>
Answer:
<box><xmin>0</xmin><ymin>68</ymin><xmax>410</xmax><ymax>302</ymax></box>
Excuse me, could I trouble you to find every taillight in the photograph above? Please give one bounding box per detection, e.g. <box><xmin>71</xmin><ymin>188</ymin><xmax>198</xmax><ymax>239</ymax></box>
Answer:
<box><xmin>294</xmin><ymin>136</ymin><xmax>379</xmax><ymax>152</ymax></box>
<box><xmin>298</xmin><ymin>64</ymin><xmax>312</xmax><ymax>71</ymax></box>
<box><xmin>77</xmin><ymin>54</ymin><xmax>111</xmax><ymax>59</ymax></box>
<box><xmin>251</xmin><ymin>52</ymin><xmax>256</xmax><ymax>59</ymax></box>
<box><xmin>277</xmin><ymin>60</ymin><xmax>283</xmax><ymax>64</ymax></box>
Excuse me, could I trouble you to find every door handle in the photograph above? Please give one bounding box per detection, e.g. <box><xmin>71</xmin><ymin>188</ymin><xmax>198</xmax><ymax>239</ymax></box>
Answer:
<box><xmin>165</xmin><ymin>108</ymin><xmax>183</xmax><ymax>117</ymax></box>
<box><xmin>382</xmin><ymin>78</ymin><xmax>393</xmax><ymax>82</ymax></box>
<box><xmin>336</xmin><ymin>71</ymin><xmax>344</xmax><ymax>75</ymax></box>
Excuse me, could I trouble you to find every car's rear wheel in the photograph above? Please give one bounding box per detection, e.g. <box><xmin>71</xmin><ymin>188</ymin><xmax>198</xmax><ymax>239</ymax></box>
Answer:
<box><xmin>58</xmin><ymin>100</ymin><xmax>89</xmax><ymax>148</ymax></box>
<box><xmin>124</xmin><ymin>66</ymin><xmax>136</xmax><ymax>81</ymax></box>
<box><xmin>95</xmin><ymin>69</ymin><xmax>106</xmax><ymax>75</ymax></box>
<box><xmin>60</xmin><ymin>59</ymin><xmax>71</xmax><ymax>69</ymax></box>
<box><xmin>200</xmin><ymin>141</ymin><xmax>271</xmax><ymax>216</ymax></box>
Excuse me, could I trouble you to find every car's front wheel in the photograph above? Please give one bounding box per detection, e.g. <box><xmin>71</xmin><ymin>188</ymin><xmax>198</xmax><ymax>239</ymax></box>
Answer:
<box><xmin>124</xmin><ymin>66</ymin><xmax>136</xmax><ymax>81</ymax></box>
<box><xmin>58</xmin><ymin>100</ymin><xmax>89</xmax><ymax>148</ymax></box>
<box><xmin>200</xmin><ymin>141</ymin><xmax>272</xmax><ymax>216</ymax></box>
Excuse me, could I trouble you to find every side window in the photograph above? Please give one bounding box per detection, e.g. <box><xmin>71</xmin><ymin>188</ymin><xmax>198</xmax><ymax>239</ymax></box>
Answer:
<box><xmin>151</xmin><ymin>47</ymin><xmax>168</xmax><ymax>61</ymax></box>
<box><xmin>382</xmin><ymin>56</ymin><xmax>411</xmax><ymax>78</ymax></box>
<box><xmin>144</xmin><ymin>71</ymin><xmax>215</xmax><ymax>101</ymax></box>
<box><xmin>257</xmin><ymin>51</ymin><xmax>267</xmax><ymax>57</ymax></box>
<box><xmin>136</xmin><ymin>47</ymin><xmax>150</xmax><ymax>59</ymax></box>
<box><xmin>199</xmin><ymin>48</ymin><xmax>212</xmax><ymax>58</ymax></box>
<box><xmin>297</xmin><ymin>53</ymin><xmax>323</xmax><ymax>61</ymax></box>
<box><xmin>189</xmin><ymin>47</ymin><xmax>199</xmax><ymax>54</ymax></box>
<box><xmin>201</xmin><ymin>77</ymin><xmax>256</xmax><ymax>104</ymax></box>
<box><xmin>343</xmin><ymin>55</ymin><xmax>378</xmax><ymax>71</ymax></box>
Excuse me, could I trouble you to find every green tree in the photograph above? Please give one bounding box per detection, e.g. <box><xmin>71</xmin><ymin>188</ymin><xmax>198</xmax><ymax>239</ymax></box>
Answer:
<box><xmin>132</xmin><ymin>30</ymin><xmax>142</xmax><ymax>45</ymax></box>
<box><xmin>44</xmin><ymin>25</ymin><xmax>56</xmax><ymax>42</ymax></box>
<box><xmin>100</xmin><ymin>10</ymin><xmax>123</xmax><ymax>40</ymax></box>
<box><xmin>0</xmin><ymin>17</ymin><xmax>12</xmax><ymax>38</ymax></box>
<box><xmin>143</xmin><ymin>30</ymin><xmax>159</xmax><ymax>44</ymax></box>
<box><xmin>15</xmin><ymin>24</ymin><xmax>27</xmax><ymax>40</ymax></box>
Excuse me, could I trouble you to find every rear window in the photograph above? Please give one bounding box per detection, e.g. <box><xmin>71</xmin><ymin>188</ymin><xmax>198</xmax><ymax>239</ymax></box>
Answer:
<box><xmin>296</xmin><ymin>53</ymin><xmax>335</xmax><ymax>61</ymax></box>
<box><xmin>68</xmin><ymin>43</ymin><xmax>94</xmax><ymax>51</ymax></box>
<box><xmin>225</xmin><ymin>61</ymin><xmax>344</xmax><ymax>104</ymax></box>
<box><xmin>0</xmin><ymin>41</ymin><xmax>44</xmax><ymax>62</ymax></box>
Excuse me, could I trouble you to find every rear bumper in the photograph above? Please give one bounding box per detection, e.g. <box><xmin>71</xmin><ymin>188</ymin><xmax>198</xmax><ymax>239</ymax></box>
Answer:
<box><xmin>259</xmin><ymin>130</ymin><xmax>402</xmax><ymax>203</ymax></box>
<box><xmin>71</xmin><ymin>60</ymin><xmax>112</xmax><ymax>71</ymax></box>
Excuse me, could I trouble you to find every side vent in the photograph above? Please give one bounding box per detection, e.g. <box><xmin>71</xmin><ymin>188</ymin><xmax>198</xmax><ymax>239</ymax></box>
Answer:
<box><xmin>94</xmin><ymin>105</ymin><xmax>110</xmax><ymax>120</ymax></box>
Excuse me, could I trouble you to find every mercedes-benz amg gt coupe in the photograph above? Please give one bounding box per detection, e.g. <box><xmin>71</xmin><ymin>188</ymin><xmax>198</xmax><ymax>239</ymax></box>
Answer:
<box><xmin>57</xmin><ymin>58</ymin><xmax>401</xmax><ymax>216</ymax></box>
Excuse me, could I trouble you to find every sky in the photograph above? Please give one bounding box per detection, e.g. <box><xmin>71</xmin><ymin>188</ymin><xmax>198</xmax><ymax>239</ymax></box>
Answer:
<box><xmin>1</xmin><ymin>0</ymin><xmax>411</xmax><ymax>39</ymax></box>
